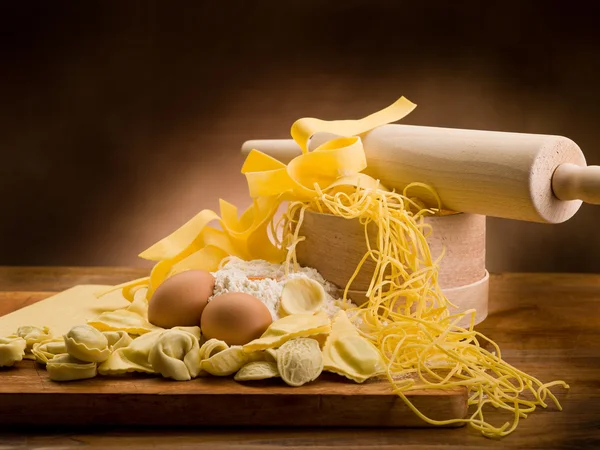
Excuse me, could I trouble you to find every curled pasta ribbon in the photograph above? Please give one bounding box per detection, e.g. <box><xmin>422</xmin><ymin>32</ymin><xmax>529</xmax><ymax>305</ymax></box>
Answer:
<box><xmin>110</xmin><ymin>97</ymin><xmax>416</xmax><ymax>299</ymax></box>
<box><xmin>291</xmin><ymin>96</ymin><xmax>416</xmax><ymax>153</ymax></box>
<box><xmin>242</xmin><ymin>137</ymin><xmax>368</xmax><ymax>200</ymax></box>
<box><xmin>242</xmin><ymin>96</ymin><xmax>416</xmax><ymax>201</ymax></box>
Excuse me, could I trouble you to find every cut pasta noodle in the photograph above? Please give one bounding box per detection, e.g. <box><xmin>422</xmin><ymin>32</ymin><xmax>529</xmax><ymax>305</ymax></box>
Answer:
<box><xmin>279</xmin><ymin>183</ymin><xmax>569</xmax><ymax>438</ymax></box>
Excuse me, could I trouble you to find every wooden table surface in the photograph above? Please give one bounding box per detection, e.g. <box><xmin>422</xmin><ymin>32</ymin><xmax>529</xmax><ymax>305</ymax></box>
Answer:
<box><xmin>0</xmin><ymin>267</ymin><xmax>599</xmax><ymax>449</ymax></box>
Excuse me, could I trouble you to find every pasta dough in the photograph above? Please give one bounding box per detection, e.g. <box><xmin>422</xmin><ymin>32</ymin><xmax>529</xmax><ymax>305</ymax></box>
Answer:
<box><xmin>0</xmin><ymin>285</ymin><xmax>129</xmax><ymax>337</ymax></box>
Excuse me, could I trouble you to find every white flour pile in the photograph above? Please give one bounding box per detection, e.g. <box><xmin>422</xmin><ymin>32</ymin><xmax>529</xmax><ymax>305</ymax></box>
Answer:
<box><xmin>210</xmin><ymin>257</ymin><xmax>350</xmax><ymax>320</ymax></box>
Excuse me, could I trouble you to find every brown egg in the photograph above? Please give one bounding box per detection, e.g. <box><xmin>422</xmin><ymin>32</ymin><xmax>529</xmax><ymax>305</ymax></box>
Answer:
<box><xmin>201</xmin><ymin>293</ymin><xmax>273</xmax><ymax>346</ymax></box>
<box><xmin>147</xmin><ymin>270</ymin><xmax>215</xmax><ymax>328</ymax></box>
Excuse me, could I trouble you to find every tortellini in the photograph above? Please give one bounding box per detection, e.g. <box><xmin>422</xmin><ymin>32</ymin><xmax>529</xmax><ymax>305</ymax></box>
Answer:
<box><xmin>149</xmin><ymin>329</ymin><xmax>201</xmax><ymax>381</ymax></box>
<box><xmin>64</xmin><ymin>325</ymin><xmax>111</xmax><ymax>363</ymax></box>
<box><xmin>31</xmin><ymin>338</ymin><xmax>67</xmax><ymax>365</ymax></box>
<box><xmin>98</xmin><ymin>330</ymin><xmax>163</xmax><ymax>375</ymax></box>
<box><xmin>243</xmin><ymin>311</ymin><xmax>331</xmax><ymax>352</ymax></box>
<box><xmin>99</xmin><ymin>327</ymin><xmax>202</xmax><ymax>377</ymax></box>
<box><xmin>0</xmin><ymin>336</ymin><xmax>27</xmax><ymax>367</ymax></box>
<box><xmin>46</xmin><ymin>354</ymin><xmax>97</xmax><ymax>381</ymax></box>
<box><xmin>277</xmin><ymin>338</ymin><xmax>323</xmax><ymax>387</ymax></box>
<box><xmin>102</xmin><ymin>330</ymin><xmax>133</xmax><ymax>351</ymax></box>
<box><xmin>15</xmin><ymin>325</ymin><xmax>52</xmax><ymax>359</ymax></box>
<box><xmin>322</xmin><ymin>311</ymin><xmax>385</xmax><ymax>383</ymax></box>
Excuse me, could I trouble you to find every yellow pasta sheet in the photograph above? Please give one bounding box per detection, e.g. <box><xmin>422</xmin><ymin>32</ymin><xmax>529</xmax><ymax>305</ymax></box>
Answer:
<box><xmin>0</xmin><ymin>286</ymin><xmax>130</xmax><ymax>337</ymax></box>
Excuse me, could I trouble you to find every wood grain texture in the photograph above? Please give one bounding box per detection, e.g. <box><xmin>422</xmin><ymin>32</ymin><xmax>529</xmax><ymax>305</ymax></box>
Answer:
<box><xmin>296</xmin><ymin>211</ymin><xmax>485</xmax><ymax>291</ymax></box>
<box><xmin>0</xmin><ymin>266</ymin><xmax>148</xmax><ymax>292</ymax></box>
<box><xmin>295</xmin><ymin>210</ymin><xmax>488</xmax><ymax>325</ymax></box>
<box><xmin>295</xmin><ymin>210</ymin><xmax>486</xmax><ymax>292</ymax></box>
<box><xmin>552</xmin><ymin>163</ymin><xmax>600</xmax><ymax>204</ymax></box>
<box><xmin>0</xmin><ymin>268</ymin><xmax>599</xmax><ymax>449</ymax></box>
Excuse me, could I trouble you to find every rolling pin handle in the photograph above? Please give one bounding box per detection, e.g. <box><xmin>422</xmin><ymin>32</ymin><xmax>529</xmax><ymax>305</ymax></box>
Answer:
<box><xmin>552</xmin><ymin>163</ymin><xmax>600</xmax><ymax>205</ymax></box>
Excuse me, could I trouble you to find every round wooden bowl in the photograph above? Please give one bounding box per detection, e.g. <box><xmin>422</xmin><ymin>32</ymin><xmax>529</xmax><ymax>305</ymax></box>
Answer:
<box><xmin>294</xmin><ymin>210</ymin><xmax>488</xmax><ymax>325</ymax></box>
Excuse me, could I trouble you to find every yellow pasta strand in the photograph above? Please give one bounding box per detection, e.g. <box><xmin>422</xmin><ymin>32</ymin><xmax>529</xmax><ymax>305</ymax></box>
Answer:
<box><xmin>280</xmin><ymin>185</ymin><xmax>569</xmax><ymax>438</ymax></box>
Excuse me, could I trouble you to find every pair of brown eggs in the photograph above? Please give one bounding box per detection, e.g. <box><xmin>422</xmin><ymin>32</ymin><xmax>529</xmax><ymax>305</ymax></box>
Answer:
<box><xmin>147</xmin><ymin>270</ymin><xmax>273</xmax><ymax>346</ymax></box>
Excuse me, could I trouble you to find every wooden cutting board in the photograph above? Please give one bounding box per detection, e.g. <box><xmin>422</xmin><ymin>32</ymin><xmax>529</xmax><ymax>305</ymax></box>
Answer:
<box><xmin>0</xmin><ymin>271</ymin><xmax>468</xmax><ymax>428</ymax></box>
<box><xmin>0</xmin><ymin>360</ymin><xmax>467</xmax><ymax>427</ymax></box>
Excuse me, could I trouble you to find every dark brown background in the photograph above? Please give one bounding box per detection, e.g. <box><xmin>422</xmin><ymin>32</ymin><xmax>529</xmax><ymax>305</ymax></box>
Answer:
<box><xmin>1</xmin><ymin>1</ymin><xmax>599</xmax><ymax>272</ymax></box>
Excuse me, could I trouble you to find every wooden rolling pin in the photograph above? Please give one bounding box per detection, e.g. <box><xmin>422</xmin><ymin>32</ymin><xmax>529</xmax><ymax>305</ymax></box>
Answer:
<box><xmin>241</xmin><ymin>124</ymin><xmax>600</xmax><ymax>223</ymax></box>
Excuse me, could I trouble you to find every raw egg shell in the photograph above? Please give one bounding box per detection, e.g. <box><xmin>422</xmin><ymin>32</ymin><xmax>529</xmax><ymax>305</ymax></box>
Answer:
<box><xmin>201</xmin><ymin>293</ymin><xmax>273</xmax><ymax>346</ymax></box>
<box><xmin>148</xmin><ymin>270</ymin><xmax>215</xmax><ymax>328</ymax></box>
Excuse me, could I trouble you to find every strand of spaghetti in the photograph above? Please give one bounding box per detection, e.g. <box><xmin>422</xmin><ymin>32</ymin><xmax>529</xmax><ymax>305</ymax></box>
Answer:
<box><xmin>281</xmin><ymin>182</ymin><xmax>568</xmax><ymax>437</ymax></box>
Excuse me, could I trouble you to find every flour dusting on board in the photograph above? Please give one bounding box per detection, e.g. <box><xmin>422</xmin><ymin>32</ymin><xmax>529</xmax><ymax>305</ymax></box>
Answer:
<box><xmin>210</xmin><ymin>257</ymin><xmax>348</xmax><ymax>320</ymax></box>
